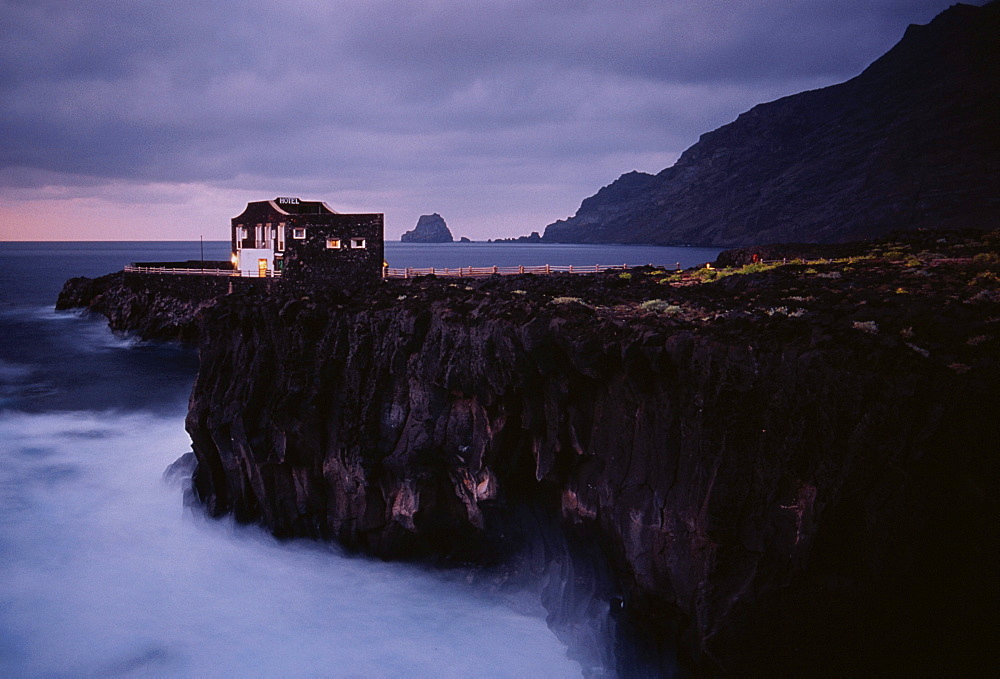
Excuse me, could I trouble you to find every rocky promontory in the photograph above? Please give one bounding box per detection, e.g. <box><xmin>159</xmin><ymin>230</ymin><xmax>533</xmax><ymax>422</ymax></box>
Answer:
<box><xmin>401</xmin><ymin>213</ymin><xmax>454</xmax><ymax>243</ymax></box>
<box><xmin>542</xmin><ymin>2</ymin><xmax>1000</xmax><ymax>246</ymax></box>
<box><xmin>58</xmin><ymin>231</ymin><xmax>1000</xmax><ymax>676</ymax></box>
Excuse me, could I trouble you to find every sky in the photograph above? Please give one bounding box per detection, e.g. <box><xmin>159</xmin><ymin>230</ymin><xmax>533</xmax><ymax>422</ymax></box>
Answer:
<box><xmin>0</xmin><ymin>0</ymin><xmax>973</xmax><ymax>242</ymax></box>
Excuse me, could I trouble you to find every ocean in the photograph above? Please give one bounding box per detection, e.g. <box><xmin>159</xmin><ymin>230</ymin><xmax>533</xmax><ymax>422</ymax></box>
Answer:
<box><xmin>0</xmin><ymin>241</ymin><xmax>721</xmax><ymax>677</ymax></box>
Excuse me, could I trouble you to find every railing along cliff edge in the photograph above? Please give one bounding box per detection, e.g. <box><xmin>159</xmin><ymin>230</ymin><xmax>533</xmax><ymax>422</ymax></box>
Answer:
<box><xmin>124</xmin><ymin>265</ymin><xmax>281</xmax><ymax>278</ymax></box>
<box><xmin>123</xmin><ymin>263</ymin><xmax>652</xmax><ymax>279</ymax></box>
<box><xmin>381</xmin><ymin>263</ymin><xmax>635</xmax><ymax>278</ymax></box>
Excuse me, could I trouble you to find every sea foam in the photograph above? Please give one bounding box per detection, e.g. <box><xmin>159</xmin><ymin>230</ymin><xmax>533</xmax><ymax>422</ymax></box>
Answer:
<box><xmin>0</xmin><ymin>410</ymin><xmax>580</xmax><ymax>677</ymax></box>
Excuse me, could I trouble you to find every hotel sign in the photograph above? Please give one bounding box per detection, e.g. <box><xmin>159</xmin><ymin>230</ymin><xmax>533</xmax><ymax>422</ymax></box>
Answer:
<box><xmin>277</xmin><ymin>197</ymin><xmax>300</xmax><ymax>205</ymax></box>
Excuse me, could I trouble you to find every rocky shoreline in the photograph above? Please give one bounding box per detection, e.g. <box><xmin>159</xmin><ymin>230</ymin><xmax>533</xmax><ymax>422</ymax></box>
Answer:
<box><xmin>59</xmin><ymin>231</ymin><xmax>1000</xmax><ymax>676</ymax></box>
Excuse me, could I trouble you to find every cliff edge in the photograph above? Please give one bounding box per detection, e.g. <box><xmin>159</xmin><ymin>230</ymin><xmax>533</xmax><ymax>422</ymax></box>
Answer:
<box><xmin>59</xmin><ymin>232</ymin><xmax>1000</xmax><ymax>675</ymax></box>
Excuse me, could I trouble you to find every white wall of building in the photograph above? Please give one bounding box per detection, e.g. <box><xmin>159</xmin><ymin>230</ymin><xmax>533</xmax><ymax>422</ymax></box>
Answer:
<box><xmin>236</xmin><ymin>248</ymin><xmax>274</xmax><ymax>275</ymax></box>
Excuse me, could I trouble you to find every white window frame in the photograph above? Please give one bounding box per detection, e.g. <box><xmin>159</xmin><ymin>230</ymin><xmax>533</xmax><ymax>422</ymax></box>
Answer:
<box><xmin>326</xmin><ymin>238</ymin><xmax>341</xmax><ymax>249</ymax></box>
<box><xmin>350</xmin><ymin>237</ymin><xmax>366</xmax><ymax>249</ymax></box>
<box><xmin>292</xmin><ymin>227</ymin><xmax>306</xmax><ymax>239</ymax></box>
<box><xmin>277</xmin><ymin>225</ymin><xmax>285</xmax><ymax>252</ymax></box>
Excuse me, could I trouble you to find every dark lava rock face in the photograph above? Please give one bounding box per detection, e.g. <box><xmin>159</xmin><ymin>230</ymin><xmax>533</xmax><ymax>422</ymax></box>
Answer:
<box><xmin>401</xmin><ymin>213</ymin><xmax>454</xmax><ymax>243</ymax></box>
<box><xmin>60</xmin><ymin>231</ymin><xmax>1000</xmax><ymax>676</ymax></box>
<box><xmin>543</xmin><ymin>3</ymin><xmax>1000</xmax><ymax>246</ymax></box>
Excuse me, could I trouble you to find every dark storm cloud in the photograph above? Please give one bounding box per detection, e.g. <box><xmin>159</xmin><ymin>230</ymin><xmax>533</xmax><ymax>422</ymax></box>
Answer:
<box><xmin>0</xmin><ymin>0</ymin><xmax>966</xmax><ymax>230</ymax></box>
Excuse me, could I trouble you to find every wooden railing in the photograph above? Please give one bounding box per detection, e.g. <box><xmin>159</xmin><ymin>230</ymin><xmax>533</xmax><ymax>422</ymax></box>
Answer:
<box><xmin>124</xmin><ymin>262</ymin><xmax>664</xmax><ymax>280</ymax></box>
<box><xmin>382</xmin><ymin>263</ymin><xmax>633</xmax><ymax>278</ymax></box>
<box><xmin>124</xmin><ymin>265</ymin><xmax>281</xmax><ymax>278</ymax></box>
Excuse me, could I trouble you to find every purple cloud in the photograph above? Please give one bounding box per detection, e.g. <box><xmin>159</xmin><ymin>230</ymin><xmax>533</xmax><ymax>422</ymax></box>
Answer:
<box><xmin>0</xmin><ymin>0</ymin><xmax>971</xmax><ymax>239</ymax></box>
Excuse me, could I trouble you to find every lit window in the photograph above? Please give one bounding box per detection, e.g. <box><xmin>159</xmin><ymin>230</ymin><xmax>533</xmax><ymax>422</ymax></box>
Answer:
<box><xmin>293</xmin><ymin>228</ymin><xmax>306</xmax><ymax>239</ymax></box>
<box><xmin>326</xmin><ymin>238</ymin><xmax>341</xmax><ymax>249</ymax></box>
<box><xmin>350</xmin><ymin>238</ymin><xmax>366</xmax><ymax>249</ymax></box>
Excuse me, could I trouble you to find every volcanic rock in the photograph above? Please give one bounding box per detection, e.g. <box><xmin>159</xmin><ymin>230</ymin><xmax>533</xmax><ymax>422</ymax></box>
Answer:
<box><xmin>59</xmin><ymin>230</ymin><xmax>1000</xmax><ymax>676</ymax></box>
<box><xmin>401</xmin><ymin>213</ymin><xmax>454</xmax><ymax>243</ymax></box>
<box><xmin>543</xmin><ymin>2</ymin><xmax>1000</xmax><ymax>246</ymax></box>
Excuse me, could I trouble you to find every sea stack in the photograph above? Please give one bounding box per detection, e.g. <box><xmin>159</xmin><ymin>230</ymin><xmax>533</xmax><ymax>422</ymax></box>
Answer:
<box><xmin>401</xmin><ymin>214</ymin><xmax>454</xmax><ymax>243</ymax></box>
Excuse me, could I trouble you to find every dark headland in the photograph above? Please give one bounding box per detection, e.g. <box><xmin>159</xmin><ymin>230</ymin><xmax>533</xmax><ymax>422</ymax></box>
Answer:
<box><xmin>541</xmin><ymin>2</ymin><xmax>1000</xmax><ymax>247</ymax></box>
<box><xmin>58</xmin><ymin>230</ymin><xmax>1000</xmax><ymax>676</ymax></box>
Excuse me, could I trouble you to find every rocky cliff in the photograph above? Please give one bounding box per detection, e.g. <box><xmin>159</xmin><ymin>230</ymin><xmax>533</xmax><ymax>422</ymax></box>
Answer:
<box><xmin>56</xmin><ymin>271</ymin><xmax>270</xmax><ymax>342</ymax></box>
<box><xmin>401</xmin><ymin>213</ymin><xmax>454</xmax><ymax>243</ymax></box>
<box><xmin>60</xmin><ymin>233</ymin><xmax>1000</xmax><ymax>676</ymax></box>
<box><xmin>543</xmin><ymin>2</ymin><xmax>1000</xmax><ymax>247</ymax></box>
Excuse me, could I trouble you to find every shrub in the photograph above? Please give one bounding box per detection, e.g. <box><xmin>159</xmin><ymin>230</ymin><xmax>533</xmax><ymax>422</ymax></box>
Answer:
<box><xmin>639</xmin><ymin>299</ymin><xmax>682</xmax><ymax>314</ymax></box>
<box><xmin>885</xmin><ymin>250</ymin><xmax>906</xmax><ymax>261</ymax></box>
<box><xmin>618</xmin><ymin>272</ymin><xmax>633</xmax><ymax>280</ymax></box>
<box><xmin>853</xmin><ymin>320</ymin><xmax>879</xmax><ymax>334</ymax></box>
<box><xmin>551</xmin><ymin>296</ymin><xmax>585</xmax><ymax>305</ymax></box>
<box><xmin>738</xmin><ymin>262</ymin><xmax>775</xmax><ymax>274</ymax></box>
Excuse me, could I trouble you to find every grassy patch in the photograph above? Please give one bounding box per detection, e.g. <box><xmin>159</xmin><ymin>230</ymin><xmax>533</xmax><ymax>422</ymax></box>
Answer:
<box><xmin>639</xmin><ymin>299</ymin><xmax>682</xmax><ymax>314</ymax></box>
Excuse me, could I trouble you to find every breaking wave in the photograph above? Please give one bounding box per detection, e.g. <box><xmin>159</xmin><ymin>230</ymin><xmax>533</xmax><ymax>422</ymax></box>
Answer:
<box><xmin>0</xmin><ymin>410</ymin><xmax>580</xmax><ymax>677</ymax></box>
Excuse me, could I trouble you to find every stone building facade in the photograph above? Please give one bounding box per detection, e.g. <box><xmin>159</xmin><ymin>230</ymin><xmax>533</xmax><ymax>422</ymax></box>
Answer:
<box><xmin>231</xmin><ymin>197</ymin><xmax>384</xmax><ymax>283</ymax></box>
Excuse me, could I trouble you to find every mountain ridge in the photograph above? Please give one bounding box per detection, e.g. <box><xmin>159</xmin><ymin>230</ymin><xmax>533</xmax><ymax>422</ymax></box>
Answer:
<box><xmin>543</xmin><ymin>2</ymin><xmax>1000</xmax><ymax>246</ymax></box>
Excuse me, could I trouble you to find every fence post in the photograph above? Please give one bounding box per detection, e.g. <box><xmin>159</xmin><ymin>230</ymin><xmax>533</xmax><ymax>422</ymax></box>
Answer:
<box><xmin>546</xmin><ymin>264</ymin><xmax>551</xmax><ymax>274</ymax></box>
<box><xmin>569</xmin><ymin>264</ymin><xmax>573</xmax><ymax>273</ymax></box>
<box><xmin>519</xmin><ymin>265</ymin><xmax>524</xmax><ymax>274</ymax></box>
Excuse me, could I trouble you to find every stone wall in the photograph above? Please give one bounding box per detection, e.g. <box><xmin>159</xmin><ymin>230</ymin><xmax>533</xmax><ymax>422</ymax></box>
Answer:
<box><xmin>282</xmin><ymin>214</ymin><xmax>385</xmax><ymax>285</ymax></box>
